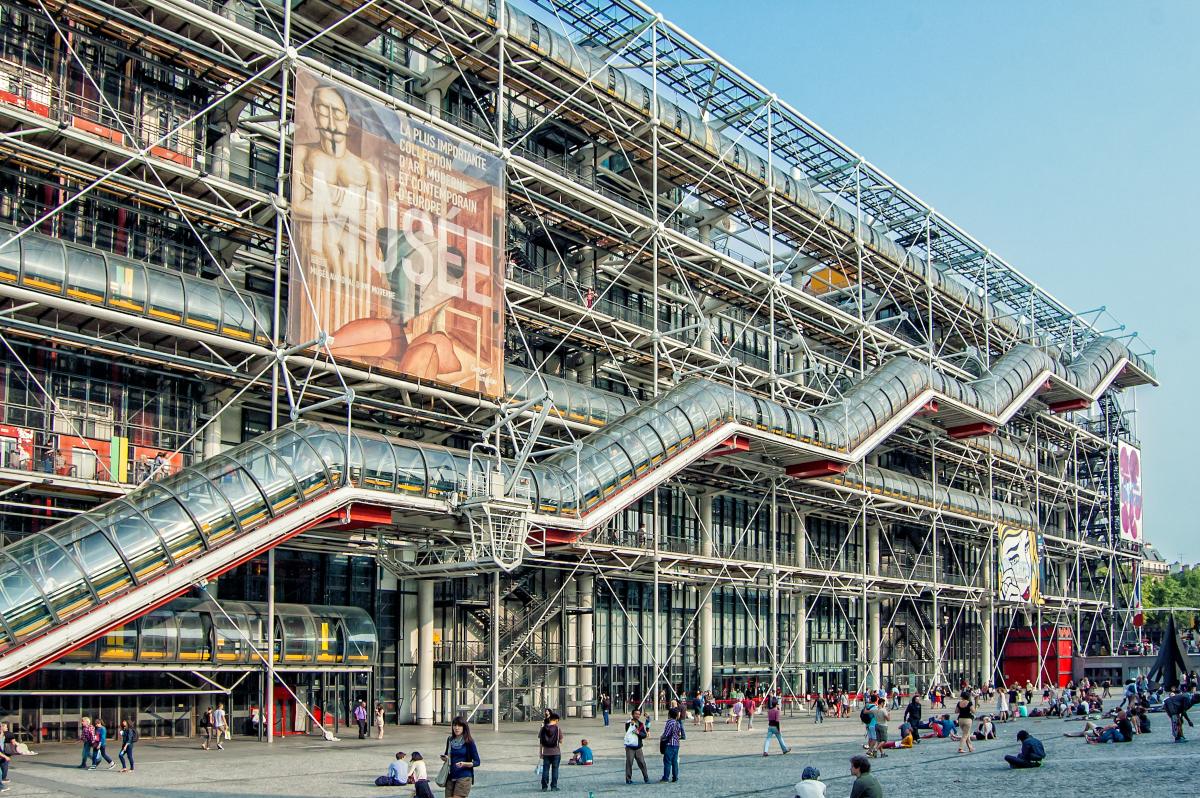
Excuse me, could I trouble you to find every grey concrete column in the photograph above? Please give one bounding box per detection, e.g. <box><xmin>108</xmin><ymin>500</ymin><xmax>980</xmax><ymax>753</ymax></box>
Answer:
<box><xmin>796</xmin><ymin>513</ymin><xmax>808</xmax><ymax>569</ymax></box>
<box><xmin>416</xmin><ymin>580</ymin><xmax>434</xmax><ymax>726</ymax></box>
<box><xmin>564</xmin><ymin>576</ymin><xmax>577</xmax><ymax>717</ymax></box>
<box><xmin>426</xmin><ymin>88</ymin><xmax>443</xmax><ymax>119</ymax></box>
<box><xmin>698</xmin><ymin>493</ymin><xmax>714</xmax><ymax>694</ymax></box>
<box><xmin>796</xmin><ymin>591</ymin><xmax>808</xmax><ymax>694</ymax></box>
<box><xmin>981</xmin><ymin>607</ymin><xmax>994</xmax><ymax>687</ymax></box>
<box><xmin>579</xmin><ymin>574</ymin><xmax>595</xmax><ymax>717</ymax></box>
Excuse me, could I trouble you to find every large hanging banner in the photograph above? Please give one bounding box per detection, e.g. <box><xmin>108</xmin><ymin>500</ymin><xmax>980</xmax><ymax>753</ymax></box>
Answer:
<box><xmin>1118</xmin><ymin>440</ymin><xmax>1143</xmax><ymax>543</ymax></box>
<box><xmin>289</xmin><ymin>68</ymin><xmax>505</xmax><ymax>396</ymax></box>
<box><xmin>998</xmin><ymin>525</ymin><xmax>1041</xmax><ymax>605</ymax></box>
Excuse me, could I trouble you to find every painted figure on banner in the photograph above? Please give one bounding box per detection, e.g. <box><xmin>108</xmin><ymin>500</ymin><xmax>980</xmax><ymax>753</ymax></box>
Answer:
<box><xmin>998</xmin><ymin>525</ymin><xmax>1041</xmax><ymax>605</ymax></box>
<box><xmin>290</xmin><ymin>69</ymin><xmax>504</xmax><ymax>396</ymax></box>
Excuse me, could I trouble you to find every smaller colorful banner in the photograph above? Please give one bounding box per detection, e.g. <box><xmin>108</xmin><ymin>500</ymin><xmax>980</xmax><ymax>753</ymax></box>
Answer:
<box><xmin>1118</xmin><ymin>440</ymin><xmax>1143</xmax><ymax>543</ymax></box>
<box><xmin>998</xmin><ymin>525</ymin><xmax>1042</xmax><ymax>605</ymax></box>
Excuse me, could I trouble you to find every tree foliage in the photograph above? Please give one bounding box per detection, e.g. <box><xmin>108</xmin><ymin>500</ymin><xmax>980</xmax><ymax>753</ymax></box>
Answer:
<box><xmin>1144</xmin><ymin>570</ymin><xmax>1200</xmax><ymax>627</ymax></box>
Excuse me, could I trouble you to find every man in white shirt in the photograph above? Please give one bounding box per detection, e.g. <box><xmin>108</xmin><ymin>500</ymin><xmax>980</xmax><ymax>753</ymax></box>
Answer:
<box><xmin>212</xmin><ymin>704</ymin><xmax>227</xmax><ymax>750</ymax></box>
<box><xmin>794</xmin><ymin>766</ymin><xmax>826</xmax><ymax>798</ymax></box>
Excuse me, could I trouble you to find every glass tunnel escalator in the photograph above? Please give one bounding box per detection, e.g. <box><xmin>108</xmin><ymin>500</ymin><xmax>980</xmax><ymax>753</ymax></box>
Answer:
<box><xmin>0</xmin><ymin>229</ymin><xmax>1155</xmax><ymax>685</ymax></box>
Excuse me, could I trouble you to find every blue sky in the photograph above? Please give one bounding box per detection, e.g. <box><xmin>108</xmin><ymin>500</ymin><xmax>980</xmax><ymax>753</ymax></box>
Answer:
<box><xmin>647</xmin><ymin>0</ymin><xmax>1199</xmax><ymax>559</ymax></box>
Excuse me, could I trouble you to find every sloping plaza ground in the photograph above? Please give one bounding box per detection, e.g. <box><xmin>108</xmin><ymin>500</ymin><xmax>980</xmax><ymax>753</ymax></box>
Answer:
<box><xmin>7</xmin><ymin>710</ymin><xmax>1190</xmax><ymax>797</ymax></box>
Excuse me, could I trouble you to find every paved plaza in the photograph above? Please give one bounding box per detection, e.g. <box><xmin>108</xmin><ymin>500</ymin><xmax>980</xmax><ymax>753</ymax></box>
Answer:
<box><xmin>6</xmin><ymin>710</ymin><xmax>1193</xmax><ymax>797</ymax></box>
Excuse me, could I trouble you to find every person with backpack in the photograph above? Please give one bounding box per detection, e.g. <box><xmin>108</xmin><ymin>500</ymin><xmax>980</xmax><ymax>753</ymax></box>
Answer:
<box><xmin>91</xmin><ymin>718</ymin><xmax>114</xmax><ymax>770</ymax></box>
<box><xmin>812</xmin><ymin>694</ymin><xmax>827</xmax><ymax>724</ymax></box>
<box><xmin>1004</xmin><ymin>729</ymin><xmax>1045</xmax><ymax>768</ymax></box>
<box><xmin>441</xmin><ymin>717</ymin><xmax>480</xmax><ymax>797</ymax></box>
<box><xmin>199</xmin><ymin>706</ymin><xmax>215</xmax><ymax>750</ymax></box>
<box><xmin>762</xmin><ymin>702</ymin><xmax>790</xmax><ymax>756</ymax></box>
<box><xmin>658</xmin><ymin>707</ymin><xmax>685</xmax><ymax>783</ymax></box>
<box><xmin>118</xmin><ymin>719</ymin><xmax>137</xmax><ymax>772</ymax></box>
<box><xmin>623</xmin><ymin>709</ymin><xmax>649</xmax><ymax>784</ymax></box>
<box><xmin>537</xmin><ymin>712</ymin><xmax>563</xmax><ymax>792</ymax></box>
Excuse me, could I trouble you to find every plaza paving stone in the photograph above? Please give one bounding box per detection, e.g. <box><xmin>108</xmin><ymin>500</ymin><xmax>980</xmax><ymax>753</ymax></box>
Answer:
<box><xmin>6</xmin><ymin>709</ymin><xmax>1191</xmax><ymax>797</ymax></box>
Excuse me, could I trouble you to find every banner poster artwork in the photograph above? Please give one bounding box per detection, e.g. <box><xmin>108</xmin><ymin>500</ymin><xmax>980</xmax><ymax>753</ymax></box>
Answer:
<box><xmin>1118</xmin><ymin>440</ymin><xmax>1143</xmax><ymax>543</ymax></box>
<box><xmin>998</xmin><ymin>525</ymin><xmax>1042</xmax><ymax>605</ymax></box>
<box><xmin>289</xmin><ymin>68</ymin><xmax>505</xmax><ymax>396</ymax></box>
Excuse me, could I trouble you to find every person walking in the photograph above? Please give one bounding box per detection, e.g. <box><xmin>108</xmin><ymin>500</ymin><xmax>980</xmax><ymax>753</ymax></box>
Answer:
<box><xmin>354</xmin><ymin>699</ymin><xmax>369</xmax><ymax>740</ymax></box>
<box><xmin>199</xmin><ymin>707</ymin><xmax>214</xmax><ymax>750</ymax></box>
<box><xmin>212</xmin><ymin>702</ymin><xmax>227</xmax><ymax>750</ymax></box>
<box><xmin>744</xmin><ymin>694</ymin><xmax>756</xmax><ymax>730</ymax></box>
<box><xmin>813</xmin><ymin>694</ymin><xmax>826</xmax><ymax>724</ymax></box>
<box><xmin>955</xmin><ymin>691</ymin><xmax>975</xmax><ymax>753</ymax></box>
<box><xmin>623</xmin><ymin>709</ymin><xmax>649</xmax><ymax>785</ymax></box>
<box><xmin>537</xmin><ymin>712</ymin><xmax>563</xmax><ymax>792</ymax></box>
<box><xmin>1004</xmin><ymin>729</ymin><xmax>1045</xmax><ymax>768</ymax></box>
<box><xmin>762</xmin><ymin>702</ymin><xmax>790</xmax><ymax>756</ymax></box>
<box><xmin>91</xmin><ymin>718</ymin><xmax>114</xmax><ymax>770</ymax></box>
<box><xmin>659</xmin><ymin>707</ymin><xmax>685</xmax><ymax>783</ymax></box>
<box><xmin>601</xmin><ymin>693</ymin><xmax>612</xmax><ymax>727</ymax></box>
<box><xmin>441</xmin><ymin>717</ymin><xmax>480</xmax><ymax>797</ymax></box>
<box><xmin>118</xmin><ymin>719</ymin><xmax>137</xmax><ymax>773</ymax></box>
<box><xmin>849</xmin><ymin>755</ymin><xmax>883</xmax><ymax>798</ymax></box>
<box><xmin>0</xmin><ymin>722</ymin><xmax>11</xmax><ymax>792</ymax></box>
<box><xmin>903</xmin><ymin>695</ymin><xmax>922</xmax><ymax>745</ymax></box>
<box><xmin>375</xmin><ymin>702</ymin><xmax>385</xmax><ymax>740</ymax></box>
<box><xmin>78</xmin><ymin>717</ymin><xmax>95</xmax><ymax>768</ymax></box>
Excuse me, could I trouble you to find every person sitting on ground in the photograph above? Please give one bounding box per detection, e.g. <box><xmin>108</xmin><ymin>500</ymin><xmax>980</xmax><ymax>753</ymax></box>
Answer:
<box><xmin>878</xmin><ymin>728</ymin><xmax>914</xmax><ymax>750</ymax></box>
<box><xmin>1131</xmin><ymin>706</ymin><xmax>1150</xmax><ymax>734</ymax></box>
<box><xmin>1088</xmin><ymin>710</ymin><xmax>1134</xmax><ymax>744</ymax></box>
<box><xmin>409</xmin><ymin>752</ymin><xmax>434</xmax><ymax>798</ymax></box>
<box><xmin>848</xmin><ymin>755</ymin><xmax>883</xmax><ymax>798</ymax></box>
<box><xmin>973</xmin><ymin>715</ymin><xmax>996</xmax><ymax>740</ymax></box>
<box><xmin>794</xmin><ymin>765</ymin><xmax>827</xmax><ymax>798</ymax></box>
<box><xmin>375</xmin><ymin>751</ymin><xmax>408</xmax><ymax>786</ymax></box>
<box><xmin>1004</xmin><ymin>730</ymin><xmax>1045</xmax><ymax>769</ymax></box>
<box><xmin>568</xmin><ymin>739</ymin><xmax>593</xmax><ymax>765</ymax></box>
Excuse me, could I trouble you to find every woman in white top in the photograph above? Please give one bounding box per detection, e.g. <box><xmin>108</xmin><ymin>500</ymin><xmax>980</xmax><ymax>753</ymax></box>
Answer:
<box><xmin>995</xmin><ymin>688</ymin><xmax>1010</xmax><ymax>722</ymax></box>
<box><xmin>408</xmin><ymin>751</ymin><xmax>434</xmax><ymax>798</ymax></box>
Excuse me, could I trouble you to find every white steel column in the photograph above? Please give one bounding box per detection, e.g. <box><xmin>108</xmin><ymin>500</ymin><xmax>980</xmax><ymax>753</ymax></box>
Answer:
<box><xmin>867</xmin><ymin>522</ymin><xmax>881</xmax><ymax>691</ymax></box>
<box><xmin>698</xmin><ymin>493</ymin><xmax>714</xmax><ymax>694</ymax></box>
<box><xmin>579</xmin><ymin>574</ymin><xmax>595</xmax><ymax>717</ymax></box>
<box><xmin>417</xmin><ymin>580</ymin><xmax>434</xmax><ymax>726</ymax></box>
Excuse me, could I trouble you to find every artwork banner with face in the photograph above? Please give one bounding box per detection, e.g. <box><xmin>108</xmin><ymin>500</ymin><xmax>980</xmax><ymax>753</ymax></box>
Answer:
<box><xmin>998</xmin><ymin>525</ymin><xmax>1041</xmax><ymax>605</ymax></box>
<box><xmin>289</xmin><ymin>68</ymin><xmax>505</xmax><ymax>396</ymax></box>
<box><xmin>1118</xmin><ymin>440</ymin><xmax>1143</xmax><ymax>543</ymax></box>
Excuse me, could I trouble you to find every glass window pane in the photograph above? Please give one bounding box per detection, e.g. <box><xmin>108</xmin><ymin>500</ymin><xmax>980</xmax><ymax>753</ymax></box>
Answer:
<box><xmin>217</xmin><ymin>287</ymin><xmax>252</xmax><ymax>340</ymax></box>
<box><xmin>198</xmin><ymin>456</ymin><xmax>270</xmax><ymax>530</ymax></box>
<box><xmin>146</xmin><ymin>268</ymin><xmax>184</xmax><ymax>322</ymax></box>
<box><xmin>67</xmin><ymin>526</ymin><xmax>132</xmax><ymax>600</ymax></box>
<box><xmin>344</xmin><ymin>609</ymin><xmax>376</xmax><ymax>664</ymax></box>
<box><xmin>103</xmin><ymin>501</ymin><xmax>171</xmax><ymax>582</ymax></box>
<box><xmin>422</xmin><ymin>448</ymin><xmax>460</xmax><ymax>499</ymax></box>
<box><xmin>281</xmin><ymin>609</ymin><xmax>315</xmax><ymax>663</ymax></box>
<box><xmin>64</xmin><ymin>247</ymin><xmax>108</xmax><ymax>303</ymax></box>
<box><xmin>237</xmin><ymin>444</ymin><xmax>300</xmax><ymax>515</ymax></box>
<box><xmin>20</xmin><ymin>236</ymin><xmax>65</xmax><ymax>293</ymax></box>
<box><xmin>176</xmin><ymin>611</ymin><xmax>208</xmax><ymax>662</ymax></box>
<box><xmin>10</xmin><ymin>535</ymin><xmax>92</xmax><ymax>620</ymax></box>
<box><xmin>108</xmin><ymin>259</ymin><xmax>147</xmax><ymax>313</ymax></box>
<box><xmin>392</xmin><ymin>443</ymin><xmax>428</xmax><ymax>495</ymax></box>
<box><xmin>0</xmin><ymin>554</ymin><xmax>53</xmax><ymax>641</ymax></box>
<box><xmin>168</xmin><ymin>474</ymin><xmax>239</xmax><ymax>545</ymax></box>
<box><xmin>138</xmin><ymin>611</ymin><xmax>177</xmax><ymax>660</ymax></box>
<box><xmin>298</xmin><ymin>425</ymin><xmax>347</xmax><ymax>486</ymax></box>
<box><xmin>184</xmin><ymin>279</ymin><xmax>221</xmax><ymax>332</ymax></box>
<box><xmin>136</xmin><ymin>485</ymin><xmax>206</xmax><ymax>562</ymax></box>
<box><xmin>264</xmin><ymin>429</ymin><xmax>331</xmax><ymax>498</ymax></box>
<box><xmin>252</xmin><ymin>294</ymin><xmax>273</xmax><ymax>345</ymax></box>
<box><xmin>356</xmin><ymin>434</ymin><xmax>396</xmax><ymax>492</ymax></box>
<box><xmin>0</xmin><ymin>235</ymin><xmax>18</xmax><ymax>282</ymax></box>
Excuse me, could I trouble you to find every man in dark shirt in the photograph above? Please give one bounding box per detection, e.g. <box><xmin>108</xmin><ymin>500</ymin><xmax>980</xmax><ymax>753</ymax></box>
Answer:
<box><xmin>1164</xmin><ymin>688</ymin><xmax>1200</xmax><ymax>742</ymax></box>
<box><xmin>903</xmin><ymin>697</ymin><xmax>923</xmax><ymax>744</ymax></box>
<box><xmin>848</xmin><ymin>755</ymin><xmax>883</xmax><ymax>798</ymax></box>
<box><xmin>1004</xmin><ymin>729</ymin><xmax>1045</xmax><ymax>768</ymax></box>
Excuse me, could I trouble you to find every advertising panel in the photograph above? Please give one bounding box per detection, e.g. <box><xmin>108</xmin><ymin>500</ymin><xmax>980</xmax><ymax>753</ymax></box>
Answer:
<box><xmin>289</xmin><ymin>68</ymin><xmax>504</xmax><ymax>396</ymax></box>
<box><xmin>998</xmin><ymin>525</ymin><xmax>1041</xmax><ymax>605</ymax></box>
<box><xmin>1118</xmin><ymin>440</ymin><xmax>1143</xmax><ymax>543</ymax></box>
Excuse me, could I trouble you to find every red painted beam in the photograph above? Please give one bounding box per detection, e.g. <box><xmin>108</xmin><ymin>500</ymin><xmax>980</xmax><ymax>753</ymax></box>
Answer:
<box><xmin>946</xmin><ymin>422</ymin><xmax>997</xmax><ymax>439</ymax></box>
<box><xmin>918</xmin><ymin>399</ymin><xmax>939</xmax><ymax>415</ymax></box>
<box><xmin>705</xmin><ymin>435</ymin><xmax>750</xmax><ymax>458</ymax></box>
<box><xmin>538</xmin><ymin>529</ymin><xmax>583</xmax><ymax>546</ymax></box>
<box><xmin>1048</xmin><ymin>398</ymin><xmax>1090</xmax><ymax>414</ymax></box>
<box><xmin>320</xmin><ymin>503</ymin><xmax>395</xmax><ymax>530</ymax></box>
<box><xmin>786</xmin><ymin>460</ymin><xmax>850</xmax><ymax>479</ymax></box>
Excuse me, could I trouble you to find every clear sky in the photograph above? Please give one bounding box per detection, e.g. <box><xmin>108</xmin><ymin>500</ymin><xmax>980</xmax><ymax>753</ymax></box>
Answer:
<box><xmin>646</xmin><ymin>0</ymin><xmax>1198</xmax><ymax>559</ymax></box>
